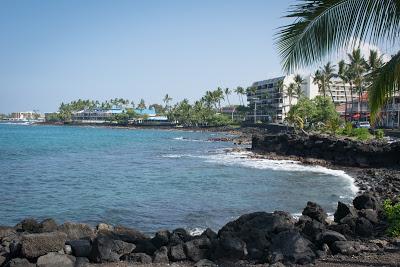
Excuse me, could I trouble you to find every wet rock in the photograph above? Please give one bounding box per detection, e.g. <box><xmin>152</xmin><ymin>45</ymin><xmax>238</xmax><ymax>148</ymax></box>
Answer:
<box><xmin>110</xmin><ymin>225</ymin><xmax>149</xmax><ymax>244</ymax></box>
<box><xmin>334</xmin><ymin>202</ymin><xmax>357</xmax><ymax>223</ymax></box>
<box><xmin>355</xmin><ymin>217</ymin><xmax>374</xmax><ymax>237</ymax></box>
<box><xmin>9</xmin><ymin>239</ymin><xmax>22</xmax><ymax>258</ymax></box>
<box><xmin>194</xmin><ymin>259</ymin><xmax>218</xmax><ymax>267</ymax></box>
<box><xmin>5</xmin><ymin>258</ymin><xmax>35</xmax><ymax>267</ymax></box>
<box><xmin>21</xmin><ymin>232</ymin><xmax>67</xmax><ymax>258</ymax></box>
<box><xmin>169</xmin><ymin>243</ymin><xmax>186</xmax><ymax>261</ymax></box>
<box><xmin>153</xmin><ymin>246</ymin><xmax>169</xmax><ymax>263</ymax></box>
<box><xmin>15</xmin><ymin>218</ymin><xmax>41</xmax><ymax>233</ymax></box>
<box><xmin>214</xmin><ymin>236</ymin><xmax>247</xmax><ymax>260</ymax></box>
<box><xmin>319</xmin><ymin>230</ymin><xmax>347</xmax><ymax>246</ymax></box>
<box><xmin>170</xmin><ymin>228</ymin><xmax>192</xmax><ymax>245</ymax></box>
<box><xmin>353</xmin><ymin>193</ymin><xmax>377</xmax><ymax>210</ymax></box>
<box><xmin>66</xmin><ymin>240</ymin><xmax>91</xmax><ymax>257</ymax></box>
<box><xmin>40</xmin><ymin>219</ymin><xmax>58</xmax><ymax>233</ymax></box>
<box><xmin>270</xmin><ymin>230</ymin><xmax>316</xmax><ymax>264</ymax></box>
<box><xmin>36</xmin><ymin>252</ymin><xmax>76</xmax><ymax>267</ymax></box>
<box><xmin>151</xmin><ymin>230</ymin><xmax>170</xmax><ymax>249</ymax></box>
<box><xmin>133</xmin><ymin>239</ymin><xmax>157</xmax><ymax>255</ymax></box>
<box><xmin>184</xmin><ymin>237</ymin><xmax>211</xmax><ymax>262</ymax></box>
<box><xmin>302</xmin><ymin>202</ymin><xmax>327</xmax><ymax>224</ymax></box>
<box><xmin>0</xmin><ymin>226</ymin><xmax>16</xmax><ymax>240</ymax></box>
<box><xmin>331</xmin><ymin>241</ymin><xmax>361</xmax><ymax>255</ymax></box>
<box><xmin>0</xmin><ymin>255</ymin><xmax>6</xmax><ymax>266</ymax></box>
<box><xmin>58</xmin><ymin>222</ymin><xmax>94</xmax><ymax>240</ymax></box>
<box><xmin>121</xmin><ymin>252</ymin><xmax>152</xmax><ymax>263</ymax></box>
<box><xmin>89</xmin><ymin>234</ymin><xmax>134</xmax><ymax>263</ymax></box>
<box><xmin>201</xmin><ymin>228</ymin><xmax>218</xmax><ymax>240</ymax></box>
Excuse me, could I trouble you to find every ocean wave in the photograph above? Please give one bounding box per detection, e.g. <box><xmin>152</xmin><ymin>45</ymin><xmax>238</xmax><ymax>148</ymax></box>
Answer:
<box><xmin>189</xmin><ymin>227</ymin><xmax>205</xmax><ymax>236</ymax></box>
<box><xmin>172</xmin><ymin>136</ymin><xmax>208</xmax><ymax>142</ymax></box>
<box><xmin>201</xmin><ymin>150</ymin><xmax>358</xmax><ymax>194</ymax></box>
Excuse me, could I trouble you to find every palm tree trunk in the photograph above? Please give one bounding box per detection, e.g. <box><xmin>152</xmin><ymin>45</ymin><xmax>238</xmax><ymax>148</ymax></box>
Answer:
<box><xmin>343</xmin><ymin>84</ymin><xmax>348</xmax><ymax>121</ymax></box>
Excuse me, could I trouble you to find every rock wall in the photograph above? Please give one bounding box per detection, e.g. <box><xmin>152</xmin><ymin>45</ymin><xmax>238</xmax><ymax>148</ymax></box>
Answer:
<box><xmin>252</xmin><ymin>133</ymin><xmax>400</xmax><ymax>168</ymax></box>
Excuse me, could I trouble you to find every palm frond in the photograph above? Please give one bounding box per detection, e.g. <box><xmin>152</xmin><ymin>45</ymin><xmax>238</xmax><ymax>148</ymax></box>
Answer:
<box><xmin>369</xmin><ymin>52</ymin><xmax>400</xmax><ymax>121</ymax></box>
<box><xmin>276</xmin><ymin>0</ymin><xmax>400</xmax><ymax>72</ymax></box>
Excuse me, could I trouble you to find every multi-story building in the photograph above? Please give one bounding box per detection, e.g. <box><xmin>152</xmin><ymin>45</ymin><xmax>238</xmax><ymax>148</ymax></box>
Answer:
<box><xmin>10</xmin><ymin>111</ymin><xmax>43</xmax><ymax>121</ymax></box>
<box><xmin>247</xmin><ymin>74</ymin><xmax>357</xmax><ymax>123</ymax></box>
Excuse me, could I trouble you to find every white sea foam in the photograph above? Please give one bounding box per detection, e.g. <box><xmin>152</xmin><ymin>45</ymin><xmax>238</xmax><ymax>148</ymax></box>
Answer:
<box><xmin>173</xmin><ymin>136</ymin><xmax>184</xmax><ymax>140</ymax></box>
<box><xmin>201</xmin><ymin>150</ymin><xmax>358</xmax><ymax>194</ymax></box>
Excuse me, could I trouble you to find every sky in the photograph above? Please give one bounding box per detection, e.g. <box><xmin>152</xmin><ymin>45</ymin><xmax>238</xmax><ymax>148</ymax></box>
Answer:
<box><xmin>0</xmin><ymin>0</ymin><xmax>296</xmax><ymax>113</ymax></box>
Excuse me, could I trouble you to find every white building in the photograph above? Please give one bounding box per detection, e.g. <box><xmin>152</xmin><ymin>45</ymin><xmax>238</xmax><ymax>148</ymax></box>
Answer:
<box><xmin>247</xmin><ymin>74</ymin><xmax>357</xmax><ymax>123</ymax></box>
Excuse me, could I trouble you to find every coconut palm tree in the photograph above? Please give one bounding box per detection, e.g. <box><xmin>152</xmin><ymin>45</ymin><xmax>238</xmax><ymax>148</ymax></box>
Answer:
<box><xmin>294</xmin><ymin>74</ymin><xmax>304</xmax><ymax>99</ymax></box>
<box><xmin>284</xmin><ymin>83</ymin><xmax>296</xmax><ymax>111</ymax></box>
<box><xmin>322</xmin><ymin>62</ymin><xmax>336</xmax><ymax>103</ymax></box>
<box><xmin>313</xmin><ymin>70</ymin><xmax>324</xmax><ymax>96</ymax></box>
<box><xmin>234</xmin><ymin>87</ymin><xmax>244</xmax><ymax>106</ymax></box>
<box><xmin>224</xmin><ymin>88</ymin><xmax>232</xmax><ymax>106</ymax></box>
<box><xmin>163</xmin><ymin>94</ymin><xmax>172</xmax><ymax>111</ymax></box>
<box><xmin>348</xmin><ymin>49</ymin><xmax>368</xmax><ymax>120</ymax></box>
<box><xmin>215</xmin><ymin>87</ymin><xmax>225</xmax><ymax>111</ymax></box>
<box><xmin>338</xmin><ymin>60</ymin><xmax>350</xmax><ymax>121</ymax></box>
<box><xmin>276</xmin><ymin>0</ymin><xmax>400</xmax><ymax>121</ymax></box>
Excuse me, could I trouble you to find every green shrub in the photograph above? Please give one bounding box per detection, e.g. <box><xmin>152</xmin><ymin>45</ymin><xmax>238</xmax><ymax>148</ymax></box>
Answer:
<box><xmin>375</xmin><ymin>129</ymin><xmax>385</xmax><ymax>140</ymax></box>
<box><xmin>351</xmin><ymin>128</ymin><xmax>372</xmax><ymax>141</ymax></box>
<box><xmin>344</xmin><ymin>122</ymin><xmax>353</xmax><ymax>136</ymax></box>
<box><xmin>383</xmin><ymin>199</ymin><xmax>400</xmax><ymax>237</ymax></box>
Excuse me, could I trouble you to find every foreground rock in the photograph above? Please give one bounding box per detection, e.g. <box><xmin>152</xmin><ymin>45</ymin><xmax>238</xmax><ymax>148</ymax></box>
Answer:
<box><xmin>0</xmin><ymin>192</ymin><xmax>397</xmax><ymax>266</ymax></box>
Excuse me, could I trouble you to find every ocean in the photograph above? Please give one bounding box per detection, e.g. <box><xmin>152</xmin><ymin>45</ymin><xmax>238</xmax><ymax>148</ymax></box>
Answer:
<box><xmin>0</xmin><ymin>124</ymin><xmax>356</xmax><ymax>234</ymax></box>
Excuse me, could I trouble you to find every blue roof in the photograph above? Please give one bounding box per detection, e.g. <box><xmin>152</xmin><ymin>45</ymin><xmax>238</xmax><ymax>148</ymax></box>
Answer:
<box><xmin>134</xmin><ymin>108</ymin><xmax>156</xmax><ymax>116</ymax></box>
<box><xmin>146</xmin><ymin>116</ymin><xmax>168</xmax><ymax>121</ymax></box>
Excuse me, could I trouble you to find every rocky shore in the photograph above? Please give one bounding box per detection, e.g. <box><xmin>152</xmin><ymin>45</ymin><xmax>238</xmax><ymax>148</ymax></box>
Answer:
<box><xmin>1</xmin><ymin>190</ymin><xmax>399</xmax><ymax>267</ymax></box>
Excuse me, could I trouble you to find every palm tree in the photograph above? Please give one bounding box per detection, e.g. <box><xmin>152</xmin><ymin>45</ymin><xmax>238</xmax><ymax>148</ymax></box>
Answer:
<box><xmin>284</xmin><ymin>83</ymin><xmax>296</xmax><ymax>111</ymax></box>
<box><xmin>293</xmin><ymin>74</ymin><xmax>304</xmax><ymax>99</ymax></box>
<box><xmin>313</xmin><ymin>70</ymin><xmax>324</xmax><ymax>96</ymax></box>
<box><xmin>224</xmin><ymin>88</ymin><xmax>232</xmax><ymax>106</ymax></box>
<box><xmin>137</xmin><ymin>99</ymin><xmax>146</xmax><ymax>113</ymax></box>
<box><xmin>215</xmin><ymin>87</ymin><xmax>225</xmax><ymax>111</ymax></box>
<box><xmin>322</xmin><ymin>62</ymin><xmax>336</xmax><ymax>103</ymax></box>
<box><xmin>348</xmin><ymin>49</ymin><xmax>367</xmax><ymax>120</ymax></box>
<box><xmin>276</xmin><ymin>0</ymin><xmax>400</xmax><ymax>121</ymax></box>
<box><xmin>163</xmin><ymin>94</ymin><xmax>172</xmax><ymax>111</ymax></box>
<box><xmin>234</xmin><ymin>87</ymin><xmax>244</xmax><ymax>106</ymax></box>
<box><xmin>338</xmin><ymin>60</ymin><xmax>350</xmax><ymax>121</ymax></box>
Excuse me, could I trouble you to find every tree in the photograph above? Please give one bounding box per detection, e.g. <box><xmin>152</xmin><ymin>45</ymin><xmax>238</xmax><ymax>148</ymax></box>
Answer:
<box><xmin>348</xmin><ymin>49</ymin><xmax>367</xmax><ymax>120</ymax></box>
<box><xmin>276</xmin><ymin>0</ymin><xmax>400</xmax><ymax>121</ymax></box>
<box><xmin>322</xmin><ymin>62</ymin><xmax>336</xmax><ymax>103</ymax></box>
<box><xmin>284</xmin><ymin>83</ymin><xmax>296</xmax><ymax>110</ymax></box>
<box><xmin>234</xmin><ymin>87</ymin><xmax>245</xmax><ymax>106</ymax></box>
<box><xmin>338</xmin><ymin>60</ymin><xmax>350</xmax><ymax>121</ymax></box>
<box><xmin>137</xmin><ymin>99</ymin><xmax>146</xmax><ymax>112</ymax></box>
<box><xmin>224</xmin><ymin>87</ymin><xmax>232</xmax><ymax>106</ymax></box>
<box><xmin>163</xmin><ymin>94</ymin><xmax>172</xmax><ymax>111</ymax></box>
<box><xmin>215</xmin><ymin>87</ymin><xmax>225</xmax><ymax>111</ymax></box>
<box><xmin>294</xmin><ymin>74</ymin><xmax>304</xmax><ymax>98</ymax></box>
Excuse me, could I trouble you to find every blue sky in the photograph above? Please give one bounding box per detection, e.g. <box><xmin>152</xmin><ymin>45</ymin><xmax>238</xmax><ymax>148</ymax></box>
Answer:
<box><xmin>1</xmin><ymin>0</ymin><xmax>293</xmax><ymax>113</ymax></box>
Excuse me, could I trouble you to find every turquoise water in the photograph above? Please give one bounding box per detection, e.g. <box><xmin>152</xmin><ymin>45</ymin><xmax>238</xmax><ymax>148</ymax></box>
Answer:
<box><xmin>0</xmin><ymin>124</ymin><xmax>356</xmax><ymax>233</ymax></box>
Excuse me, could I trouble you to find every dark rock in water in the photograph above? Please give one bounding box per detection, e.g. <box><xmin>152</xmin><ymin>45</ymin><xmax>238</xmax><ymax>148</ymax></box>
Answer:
<box><xmin>58</xmin><ymin>222</ymin><xmax>94</xmax><ymax>240</ymax></box>
<box><xmin>358</xmin><ymin>209</ymin><xmax>379</xmax><ymax>224</ymax></box>
<box><xmin>151</xmin><ymin>230</ymin><xmax>170</xmax><ymax>249</ymax></box>
<box><xmin>330</xmin><ymin>241</ymin><xmax>361</xmax><ymax>255</ymax></box>
<box><xmin>9</xmin><ymin>239</ymin><xmax>22</xmax><ymax>258</ymax></box>
<box><xmin>184</xmin><ymin>237</ymin><xmax>211</xmax><ymax>262</ymax></box>
<box><xmin>319</xmin><ymin>231</ymin><xmax>347</xmax><ymax>246</ymax></box>
<box><xmin>334</xmin><ymin>202</ymin><xmax>357</xmax><ymax>223</ymax></box>
<box><xmin>21</xmin><ymin>232</ymin><xmax>67</xmax><ymax>258</ymax></box>
<box><xmin>133</xmin><ymin>239</ymin><xmax>157</xmax><ymax>255</ymax></box>
<box><xmin>153</xmin><ymin>246</ymin><xmax>169</xmax><ymax>263</ymax></box>
<box><xmin>270</xmin><ymin>230</ymin><xmax>316</xmax><ymax>265</ymax></box>
<box><xmin>170</xmin><ymin>228</ymin><xmax>192</xmax><ymax>245</ymax></box>
<box><xmin>194</xmin><ymin>259</ymin><xmax>218</xmax><ymax>267</ymax></box>
<box><xmin>110</xmin><ymin>225</ymin><xmax>149</xmax><ymax>244</ymax></box>
<box><xmin>215</xmin><ymin>236</ymin><xmax>247</xmax><ymax>260</ymax></box>
<box><xmin>5</xmin><ymin>258</ymin><xmax>35</xmax><ymax>267</ymax></box>
<box><xmin>353</xmin><ymin>193</ymin><xmax>378</xmax><ymax>210</ymax></box>
<box><xmin>355</xmin><ymin>217</ymin><xmax>374</xmax><ymax>237</ymax></box>
<box><xmin>15</xmin><ymin>218</ymin><xmax>41</xmax><ymax>233</ymax></box>
<box><xmin>36</xmin><ymin>252</ymin><xmax>76</xmax><ymax>267</ymax></box>
<box><xmin>89</xmin><ymin>234</ymin><xmax>134</xmax><ymax>263</ymax></box>
<box><xmin>121</xmin><ymin>252</ymin><xmax>152</xmax><ymax>263</ymax></box>
<box><xmin>302</xmin><ymin>202</ymin><xmax>327</xmax><ymax>224</ymax></box>
<box><xmin>66</xmin><ymin>240</ymin><xmax>92</xmax><ymax>257</ymax></box>
<box><xmin>169</xmin><ymin>243</ymin><xmax>186</xmax><ymax>261</ymax></box>
<box><xmin>40</xmin><ymin>219</ymin><xmax>58</xmax><ymax>233</ymax></box>
<box><xmin>327</xmin><ymin>224</ymin><xmax>354</xmax><ymax>239</ymax></box>
<box><xmin>201</xmin><ymin>228</ymin><xmax>218</xmax><ymax>240</ymax></box>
